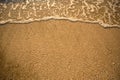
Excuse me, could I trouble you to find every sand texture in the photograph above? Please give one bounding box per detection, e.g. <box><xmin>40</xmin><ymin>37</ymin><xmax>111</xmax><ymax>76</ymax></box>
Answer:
<box><xmin>0</xmin><ymin>20</ymin><xmax>120</xmax><ymax>80</ymax></box>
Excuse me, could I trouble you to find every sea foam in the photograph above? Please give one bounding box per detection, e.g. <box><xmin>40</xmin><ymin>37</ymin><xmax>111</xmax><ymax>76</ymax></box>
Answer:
<box><xmin>0</xmin><ymin>0</ymin><xmax>120</xmax><ymax>27</ymax></box>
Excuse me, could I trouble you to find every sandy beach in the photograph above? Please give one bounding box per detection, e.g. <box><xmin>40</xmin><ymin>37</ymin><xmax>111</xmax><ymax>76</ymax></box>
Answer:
<box><xmin>0</xmin><ymin>20</ymin><xmax>120</xmax><ymax>80</ymax></box>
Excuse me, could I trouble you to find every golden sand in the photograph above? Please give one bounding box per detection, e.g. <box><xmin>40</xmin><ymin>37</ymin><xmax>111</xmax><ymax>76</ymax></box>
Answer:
<box><xmin>0</xmin><ymin>20</ymin><xmax>120</xmax><ymax>80</ymax></box>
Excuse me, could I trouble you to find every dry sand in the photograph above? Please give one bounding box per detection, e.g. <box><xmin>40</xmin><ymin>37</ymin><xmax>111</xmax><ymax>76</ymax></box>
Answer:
<box><xmin>0</xmin><ymin>20</ymin><xmax>120</xmax><ymax>80</ymax></box>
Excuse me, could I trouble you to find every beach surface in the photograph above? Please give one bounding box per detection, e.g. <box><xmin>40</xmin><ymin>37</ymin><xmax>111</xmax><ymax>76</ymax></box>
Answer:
<box><xmin>0</xmin><ymin>20</ymin><xmax>120</xmax><ymax>80</ymax></box>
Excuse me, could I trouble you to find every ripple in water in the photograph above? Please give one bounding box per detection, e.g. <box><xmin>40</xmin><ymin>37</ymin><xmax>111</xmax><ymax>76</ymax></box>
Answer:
<box><xmin>0</xmin><ymin>0</ymin><xmax>120</xmax><ymax>27</ymax></box>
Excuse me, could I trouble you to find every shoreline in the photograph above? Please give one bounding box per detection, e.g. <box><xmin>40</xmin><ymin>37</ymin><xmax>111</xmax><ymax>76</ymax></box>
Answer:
<box><xmin>0</xmin><ymin>19</ymin><xmax>120</xmax><ymax>28</ymax></box>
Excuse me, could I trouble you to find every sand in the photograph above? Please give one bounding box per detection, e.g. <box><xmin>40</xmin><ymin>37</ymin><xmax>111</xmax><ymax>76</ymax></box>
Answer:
<box><xmin>0</xmin><ymin>20</ymin><xmax>120</xmax><ymax>80</ymax></box>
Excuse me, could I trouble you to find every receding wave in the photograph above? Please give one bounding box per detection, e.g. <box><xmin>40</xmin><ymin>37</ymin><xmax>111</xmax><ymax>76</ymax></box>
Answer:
<box><xmin>0</xmin><ymin>0</ymin><xmax>120</xmax><ymax>27</ymax></box>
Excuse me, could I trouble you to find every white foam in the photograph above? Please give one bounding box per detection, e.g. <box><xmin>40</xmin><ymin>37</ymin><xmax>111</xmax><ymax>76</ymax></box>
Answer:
<box><xmin>0</xmin><ymin>16</ymin><xmax>120</xmax><ymax>28</ymax></box>
<box><xmin>0</xmin><ymin>0</ymin><xmax>120</xmax><ymax>28</ymax></box>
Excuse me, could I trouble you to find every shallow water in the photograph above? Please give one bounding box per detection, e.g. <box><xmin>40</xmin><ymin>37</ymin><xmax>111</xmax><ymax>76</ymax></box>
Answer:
<box><xmin>0</xmin><ymin>0</ymin><xmax>120</xmax><ymax>27</ymax></box>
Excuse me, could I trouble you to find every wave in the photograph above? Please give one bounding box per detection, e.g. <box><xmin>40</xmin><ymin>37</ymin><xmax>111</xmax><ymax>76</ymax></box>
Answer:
<box><xmin>0</xmin><ymin>0</ymin><xmax>120</xmax><ymax>27</ymax></box>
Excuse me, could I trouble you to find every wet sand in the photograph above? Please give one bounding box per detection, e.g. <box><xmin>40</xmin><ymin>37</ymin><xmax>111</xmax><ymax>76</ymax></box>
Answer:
<box><xmin>0</xmin><ymin>20</ymin><xmax>120</xmax><ymax>80</ymax></box>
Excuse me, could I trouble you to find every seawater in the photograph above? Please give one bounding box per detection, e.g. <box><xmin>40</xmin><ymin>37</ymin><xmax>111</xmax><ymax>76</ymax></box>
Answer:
<box><xmin>0</xmin><ymin>0</ymin><xmax>120</xmax><ymax>27</ymax></box>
